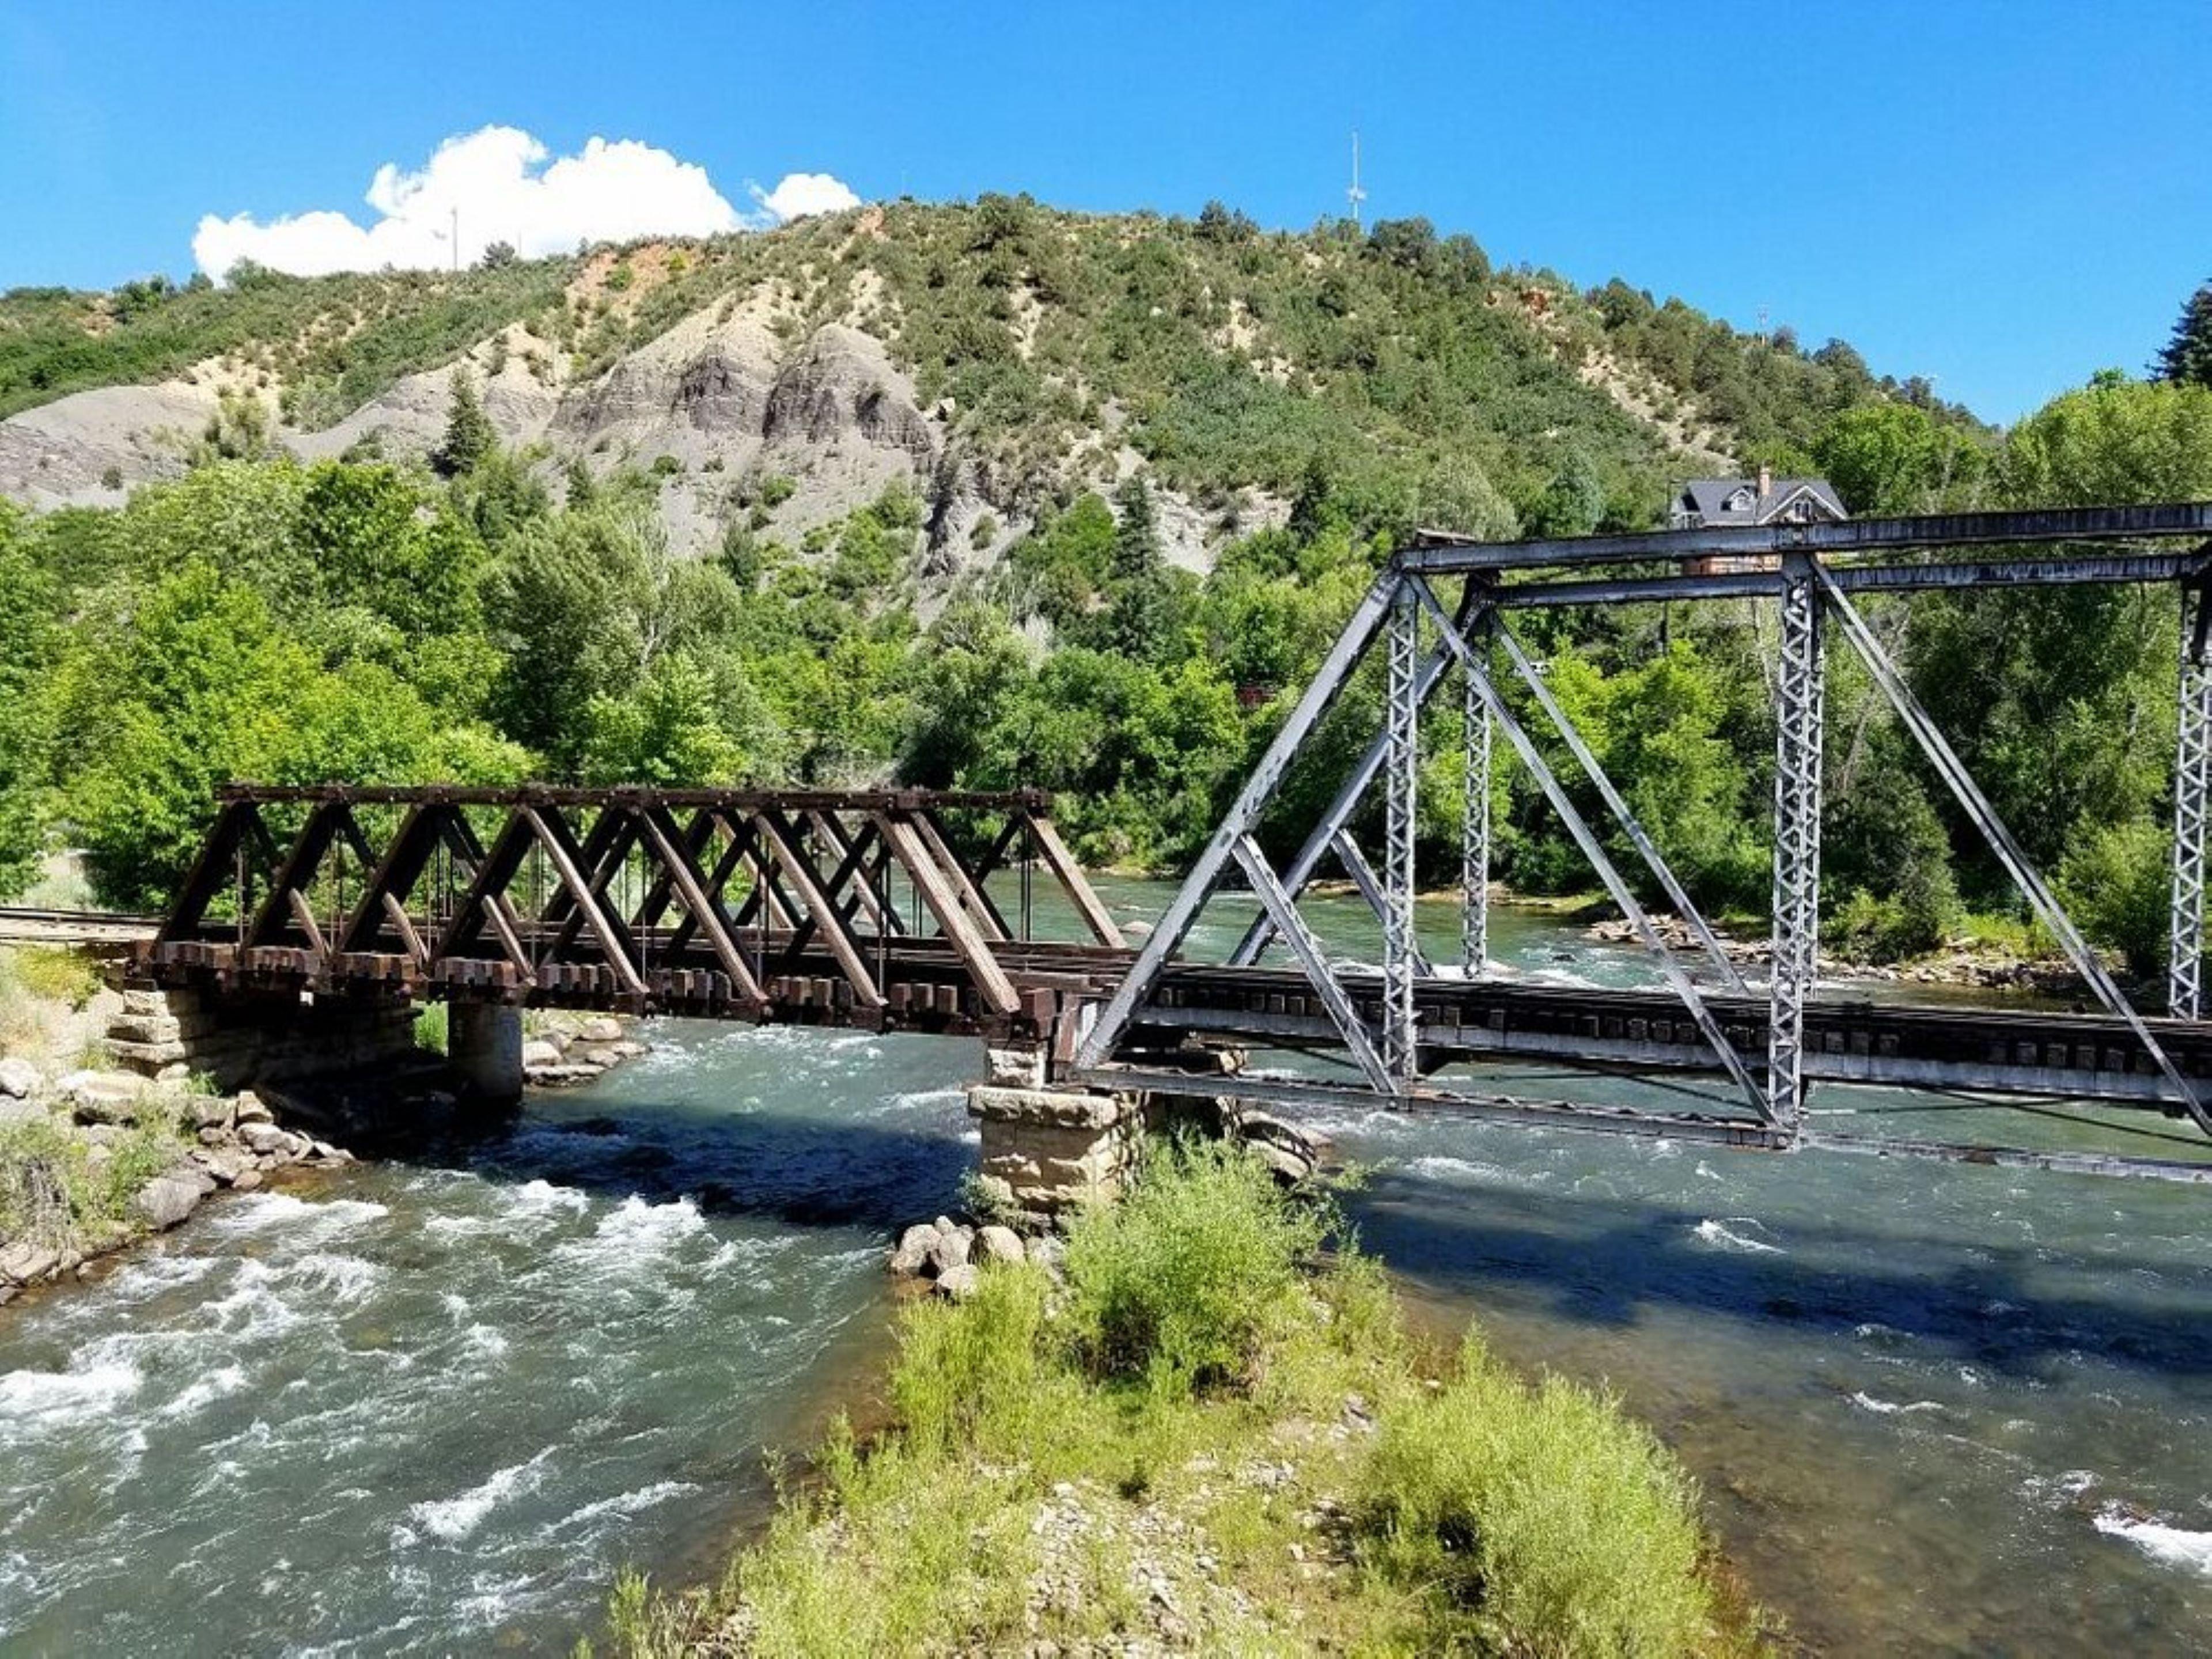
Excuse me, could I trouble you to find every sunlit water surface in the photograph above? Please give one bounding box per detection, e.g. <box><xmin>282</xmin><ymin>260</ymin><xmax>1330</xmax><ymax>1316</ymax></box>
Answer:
<box><xmin>0</xmin><ymin>877</ymin><xmax>2206</xmax><ymax>1654</ymax></box>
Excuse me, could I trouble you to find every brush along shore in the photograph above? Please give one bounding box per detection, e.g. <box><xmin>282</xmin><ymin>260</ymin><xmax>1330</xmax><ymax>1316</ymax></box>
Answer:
<box><xmin>591</xmin><ymin>1141</ymin><xmax>1778</xmax><ymax>1657</ymax></box>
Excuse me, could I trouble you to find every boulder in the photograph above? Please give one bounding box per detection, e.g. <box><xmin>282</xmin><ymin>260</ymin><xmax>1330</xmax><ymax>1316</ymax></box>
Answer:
<box><xmin>232</xmin><ymin>1168</ymin><xmax>263</xmax><ymax>1192</ymax></box>
<box><xmin>58</xmin><ymin>1070</ymin><xmax>147</xmax><ymax>1125</ymax></box>
<box><xmin>192</xmin><ymin>1146</ymin><xmax>253</xmax><ymax>1186</ymax></box>
<box><xmin>976</xmin><ymin>1225</ymin><xmax>1026</xmax><ymax>1266</ymax></box>
<box><xmin>925</xmin><ymin>1226</ymin><xmax>973</xmax><ymax>1277</ymax></box>
<box><xmin>233</xmin><ymin>1091</ymin><xmax>274</xmax><ymax>1126</ymax></box>
<box><xmin>578</xmin><ymin>1046</ymin><xmax>625</xmax><ymax>1069</ymax></box>
<box><xmin>521</xmin><ymin>1039</ymin><xmax>563</xmax><ymax>1070</ymax></box>
<box><xmin>0</xmin><ymin>1241</ymin><xmax>60</xmax><ymax>1284</ymax></box>
<box><xmin>932</xmin><ymin>1262</ymin><xmax>982</xmax><ymax>1301</ymax></box>
<box><xmin>0</xmin><ymin>1056</ymin><xmax>39</xmax><ymax>1100</ymax></box>
<box><xmin>578</xmin><ymin>1016</ymin><xmax>626</xmax><ymax>1044</ymax></box>
<box><xmin>1245</xmin><ymin>1140</ymin><xmax>1315</xmax><ymax>1186</ymax></box>
<box><xmin>189</xmin><ymin>1096</ymin><xmax>234</xmax><ymax>1132</ymax></box>
<box><xmin>239</xmin><ymin>1121</ymin><xmax>289</xmax><ymax>1156</ymax></box>
<box><xmin>131</xmin><ymin>1175</ymin><xmax>203</xmax><ymax>1230</ymax></box>
<box><xmin>888</xmin><ymin>1222</ymin><xmax>940</xmax><ymax>1276</ymax></box>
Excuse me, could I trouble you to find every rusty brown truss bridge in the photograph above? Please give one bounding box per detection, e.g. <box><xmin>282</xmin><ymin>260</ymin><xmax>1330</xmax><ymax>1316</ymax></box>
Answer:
<box><xmin>49</xmin><ymin>502</ymin><xmax>2212</xmax><ymax>1184</ymax></box>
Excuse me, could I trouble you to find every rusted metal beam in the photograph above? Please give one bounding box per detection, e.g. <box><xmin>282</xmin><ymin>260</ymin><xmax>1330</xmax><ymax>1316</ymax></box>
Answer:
<box><xmin>634</xmin><ymin>804</ymin><xmax>767</xmax><ymax>1009</ymax></box>
<box><xmin>1026</xmin><ymin>812</ymin><xmax>1122</xmax><ymax>947</ymax></box>
<box><xmin>749</xmin><ymin>809</ymin><xmax>886</xmax><ymax>1009</ymax></box>
<box><xmin>874</xmin><ymin>811</ymin><xmax>1021</xmax><ymax>1015</ymax></box>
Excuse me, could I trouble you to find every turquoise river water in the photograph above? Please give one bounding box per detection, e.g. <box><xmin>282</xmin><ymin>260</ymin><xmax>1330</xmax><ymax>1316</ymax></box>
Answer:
<box><xmin>1</xmin><ymin>877</ymin><xmax>2208</xmax><ymax>1654</ymax></box>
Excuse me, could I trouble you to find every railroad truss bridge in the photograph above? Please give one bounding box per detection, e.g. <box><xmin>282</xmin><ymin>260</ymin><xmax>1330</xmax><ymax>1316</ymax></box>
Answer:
<box><xmin>109</xmin><ymin>502</ymin><xmax>2212</xmax><ymax>1186</ymax></box>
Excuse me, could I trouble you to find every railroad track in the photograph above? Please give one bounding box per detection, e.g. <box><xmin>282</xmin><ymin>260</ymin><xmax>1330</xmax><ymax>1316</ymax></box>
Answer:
<box><xmin>0</xmin><ymin>906</ymin><xmax>161</xmax><ymax>949</ymax></box>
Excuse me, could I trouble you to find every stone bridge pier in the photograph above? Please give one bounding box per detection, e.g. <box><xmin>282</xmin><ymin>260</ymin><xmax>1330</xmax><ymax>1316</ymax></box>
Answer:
<box><xmin>965</xmin><ymin>1002</ymin><xmax>1315</xmax><ymax>1226</ymax></box>
<box><xmin>103</xmin><ymin>980</ymin><xmax>525</xmax><ymax>1130</ymax></box>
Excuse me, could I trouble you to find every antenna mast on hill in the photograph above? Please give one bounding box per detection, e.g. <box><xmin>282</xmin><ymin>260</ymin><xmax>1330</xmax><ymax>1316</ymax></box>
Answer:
<box><xmin>1347</xmin><ymin>130</ymin><xmax>1367</xmax><ymax>230</ymax></box>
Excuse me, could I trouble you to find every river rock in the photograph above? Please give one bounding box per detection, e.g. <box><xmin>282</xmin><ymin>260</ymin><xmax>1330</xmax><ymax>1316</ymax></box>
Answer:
<box><xmin>192</xmin><ymin>1146</ymin><xmax>254</xmax><ymax>1186</ymax></box>
<box><xmin>240</xmin><ymin>1120</ymin><xmax>289</xmax><ymax>1156</ymax></box>
<box><xmin>233</xmin><ymin>1091</ymin><xmax>273</xmax><ymax>1126</ymax></box>
<box><xmin>522</xmin><ymin>1039</ymin><xmax>563</xmax><ymax>1070</ymax></box>
<box><xmin>578</xmin><ymin>1046</ymin><xmax>624</xmax><ymax>1068</ymax></box>
<box><xmin>976</xmin><ymin>1225</ymin><xmax>1025</xmax><ymax>1266</ymax></box>
<box><xmin>233</xmin><ymin>1167</ymin><xmax>263</xmax><ymax>1192</ymax></box>
<box><xmin>1245</xmin><ymin>1140</ymin><xmax>1315</xmax><ymax>1185</ymax></box>
<box><xmin>0</xmin><ymin>1241</ymin><xmax>60</xmax><ymax>1283</ymax></box>
<box><xmin>58</xmin><ymin>1070</ymin><xmax>146</xmax><ymax>1124</ymax></box>
<box><xmin>925</xmin><ymin>1226</ymin><xmax>972</xmax><ymax>1277</ymax></box>
<box><xmin>188</xmin><ymin>1096</ymin><xmax>234</xmax><ymax>1132</ymax></box>
<box><xmin>0</xmin><ymin>1056</ymin><xmax>39</xmax><ymax>1099</ymax></box>
<box><xmin>131</xmin><ymin>1175</ymin><xmax>203</xmax><ymax>1230</ymax></box>
<box><xmin>578</xmin><ymin>1016</ymin><xmax>626</xmax><ymax>1044</ymax></box>
<box><xmin>889</xmin><ymin>1222</ymin><xmax>940</xmax><ymax>1275</ymax></box>
<box><xmin>933</xmin><ymin>1262</ymin><xmax>982</xmax><ymax>1301</ymax></box>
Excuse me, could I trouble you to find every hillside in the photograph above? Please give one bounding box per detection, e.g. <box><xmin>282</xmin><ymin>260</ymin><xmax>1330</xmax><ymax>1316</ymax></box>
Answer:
<box><xmin>11</xmin><ymin>195</ymin><xmax>2207</xmax><ymax>979</ymax></box>
<box><xmin>0</xmin><ymin>199</ymin><xmax>1979</xmax><ymax>563</ymax></box>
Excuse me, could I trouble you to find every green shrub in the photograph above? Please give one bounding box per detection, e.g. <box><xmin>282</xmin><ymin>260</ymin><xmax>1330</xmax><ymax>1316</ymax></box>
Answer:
<box><xmin>412</xmin><ymin>1001</ymin><xmax>449</xmax><ymax>1055</ymax></box>
<box><xmin>1358</xmin><ymin>1331</ymin><xmax>1721</xmax><ymax>1657</ymax></box>
<box><xmin>889</xmin><ymin>1258</ymin><xmax>1049</xmax><ymax>1453</ymax></box>
<box><xmin>1062</xmin><ymin>1137</ymin><xmax>1328</xmax><ymax>1395</ymax></box>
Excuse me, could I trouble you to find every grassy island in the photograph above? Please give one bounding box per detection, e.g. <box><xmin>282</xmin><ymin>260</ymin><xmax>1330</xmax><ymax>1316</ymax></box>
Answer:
<box><xmin>597</xmin><ymin>1142</ymin><xmax>1772</xmax><ymax>1657</ymax></box>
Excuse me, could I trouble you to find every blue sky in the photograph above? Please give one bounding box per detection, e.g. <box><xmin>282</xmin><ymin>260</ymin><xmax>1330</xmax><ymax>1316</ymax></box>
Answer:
<box><xmin>3</xmin><ymin>1</ymin><xmax>2206</xmax><ymax>423</ymax></box>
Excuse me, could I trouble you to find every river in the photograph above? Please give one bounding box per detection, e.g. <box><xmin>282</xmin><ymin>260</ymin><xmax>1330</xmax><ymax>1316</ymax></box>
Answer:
<box><xmin>2</xmin><ymin>878</ymin><xmax>2208</xmax><ymax>1654</ymax></box>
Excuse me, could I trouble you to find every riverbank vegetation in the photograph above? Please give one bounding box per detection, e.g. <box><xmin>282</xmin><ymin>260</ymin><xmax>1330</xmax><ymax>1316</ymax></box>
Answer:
<box><xmin>2</xmin><ymin>208</ymin><xmax>2209</xmax><ymax>974</ymax></box>
<box><xmin>592</xmin><ymin>1141</ymin><xmax>1770</xmax><ymax>1656</ymax></box>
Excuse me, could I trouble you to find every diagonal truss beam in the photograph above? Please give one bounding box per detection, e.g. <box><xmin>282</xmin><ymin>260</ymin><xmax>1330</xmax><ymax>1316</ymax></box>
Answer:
<box><xmin>634</xmin><ymin>804</ymin><xmax>767</xmax><ymax>1008</ymax></box>
<box><xmin>1080</xmin><ymin>568</ymin><xmax>1403</xmax><ymax>1067</ymax></box>
<box><xmin>1229</xmin><ymin>580</ymin><xmax>1487</xmax><ymax>968</ymax></box>
<box><xmin>1815</xmin><ymin>565</ymin><xmax>2212</xmax><ymax>1138</ymax></box>
<box><xmin>1414</xmin><ymin>578</ymin><xmax>1770</xmax><ymax>1119</ymax></box>
<box><xmin>1234</xmin><ymin>836</ymin><xmax>1394</xmax><ymax>1093</ymax></box>
<box><xmin>1490</xmin><ymin>619</ymin><xmax>1748</xmax><ymax>992</ymax></box>
<box><xmin>1332</xmin><ymin>828</ymin><xmax>1430</xmax><ymax>977</ymax></box>
<box><xmin>875</xmin><ymin>811</ymin><xmax>1021</xmax><ymax>1015</ymax></box>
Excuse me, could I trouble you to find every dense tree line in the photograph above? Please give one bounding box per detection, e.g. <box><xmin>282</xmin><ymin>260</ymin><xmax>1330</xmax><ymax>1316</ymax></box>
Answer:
<box><xmin>1</xmin><ymin>362</ymin><xmax>2207</xmax><ymax>979</ymax></box>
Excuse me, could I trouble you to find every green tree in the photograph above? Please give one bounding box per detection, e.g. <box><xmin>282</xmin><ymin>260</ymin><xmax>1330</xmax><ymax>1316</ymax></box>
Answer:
<box><xmin>1998</xmin><ymin>374</ymin><xmax>2212</xmax><ymax>505</ymax></box>
<box><xmin>0</xmin><ymin>504</ymin><xmax>56</xmax><ymax>893</ymax></box>
<box><xmin>2154</xmin><ymin>281</ymin><xmax>2212</xmax><ymax>390</ymax></box>
<box><xmin>433</xmin><ymin>366</ymin><xmax>497</xmax><ymax>478</ymax></box>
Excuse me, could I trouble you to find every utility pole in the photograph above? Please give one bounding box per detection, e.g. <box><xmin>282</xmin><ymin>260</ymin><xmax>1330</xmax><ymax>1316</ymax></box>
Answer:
<box><xmin>1347</xmin><ymin>130</ymin><xmax>1367</xmax><ymax>232</ymax></box>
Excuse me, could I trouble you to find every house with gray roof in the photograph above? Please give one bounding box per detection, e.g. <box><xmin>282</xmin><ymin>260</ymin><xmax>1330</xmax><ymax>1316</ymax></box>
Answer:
<box><xmin>1670</xmin><ymin>468</ymin><xmax>1848</xmax><ymax>531</ymax></box>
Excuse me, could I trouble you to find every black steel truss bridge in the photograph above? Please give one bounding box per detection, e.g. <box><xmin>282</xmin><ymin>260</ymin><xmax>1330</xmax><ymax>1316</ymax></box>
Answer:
<box><xmin>122</xmin><ymin>502</ymin><xmax>2212</xmax><ymax>1184</ymax></box>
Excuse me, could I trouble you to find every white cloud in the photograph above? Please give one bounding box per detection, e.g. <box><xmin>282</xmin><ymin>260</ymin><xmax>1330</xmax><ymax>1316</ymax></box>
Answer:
<box><xmin>751</xmin><ymin>172</ymin><xmax>862</xmax><ymax>222</ymax></box>
<box><xmin>191</xmin><ymin>126</ymin><xmax>861</xmax><ymax>279</ymax></box>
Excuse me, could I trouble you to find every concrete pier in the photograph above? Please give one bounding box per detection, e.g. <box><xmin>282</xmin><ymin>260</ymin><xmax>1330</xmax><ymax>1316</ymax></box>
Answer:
<box><xmin>446</xmin><ymin>1002</ymin><xmax>525</xmax><ymax>1107</ymax></box>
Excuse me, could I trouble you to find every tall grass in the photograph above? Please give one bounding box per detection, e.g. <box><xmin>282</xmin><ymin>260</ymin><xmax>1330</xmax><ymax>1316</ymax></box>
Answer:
<box><xmin>1062</xmin><ymin>1135</ymin><xmax>1328</xmax><ymax>1395</ymax></box>
<box><xmin>1359</xmin><ymin>1331</ymin><xmax>1730</xmax><ymax>1657</ymax></box>
<box><xmin>594</xmin><ymin>1138</ymin><xmax>1762</xmax><ymax>1657</ymax></box>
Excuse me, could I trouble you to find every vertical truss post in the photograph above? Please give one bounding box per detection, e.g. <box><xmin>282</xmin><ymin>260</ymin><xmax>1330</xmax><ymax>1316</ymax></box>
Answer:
<box><xmin>1462</xmin><ymin>623</ymin><xmax>1492</xmax><ymax>974</ymax></box>
<box><xmin>2171</xmin><ymin>581</ymin><xmax>2212</xmax><ymax>1018</ymax></box>
<box><xmin>1766</xmin><ymin>554</ymin><xmax>1825</xmax><ymax>1134</ymax></box>
<box><xmin>1382</xmin><ymin>581</ymin><xmax>1421</xmax><ymax>1078</ymax></box>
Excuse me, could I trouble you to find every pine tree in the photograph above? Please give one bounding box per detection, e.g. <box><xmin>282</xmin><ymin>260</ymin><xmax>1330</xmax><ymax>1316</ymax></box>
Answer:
<box><xmin>2155</xmin><ymin>281</ymin><xmax>2212</xmax><ymax>390</ymax></box>
<box><xmin>434</xmin><ymin>368</ymin><xmax>496</xmax><ymax>477</ymax></box>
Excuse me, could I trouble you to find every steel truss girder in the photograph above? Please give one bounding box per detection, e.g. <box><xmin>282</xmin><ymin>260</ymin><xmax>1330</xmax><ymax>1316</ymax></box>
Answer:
<box><xmin>2172</xmin><ymin>582</ymin><xmax>2212</xmax><ymax>1017</ymax></box>
<box><xmin>1078</xmin><ymin>567</ymin><xmax>1403</xmax><ymax>1067</ymax></box>
<box><xmin>1412</xmin><ymin>579</ymin><xmax>1771</xmax><ymax>1118</ymax></box>
<box><xmin>1815</xmin><ymin>565</ymin><xmax>2212</xmax><ymax>1139</ymax></box>
<box><xmin>1381</xmin><ymin>586</ymin><xmax>1421</xmax><ymax>1078</ymax></box>
<box><xmin>1464</xmin><ymin>640</ymin><xmax>1491</xmax><ymax>972</ymax></box>
<box><xmin>1767</xmin><ymin>556</ymin><xmax>1825</xmax><ymax>1130</ymax></box>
